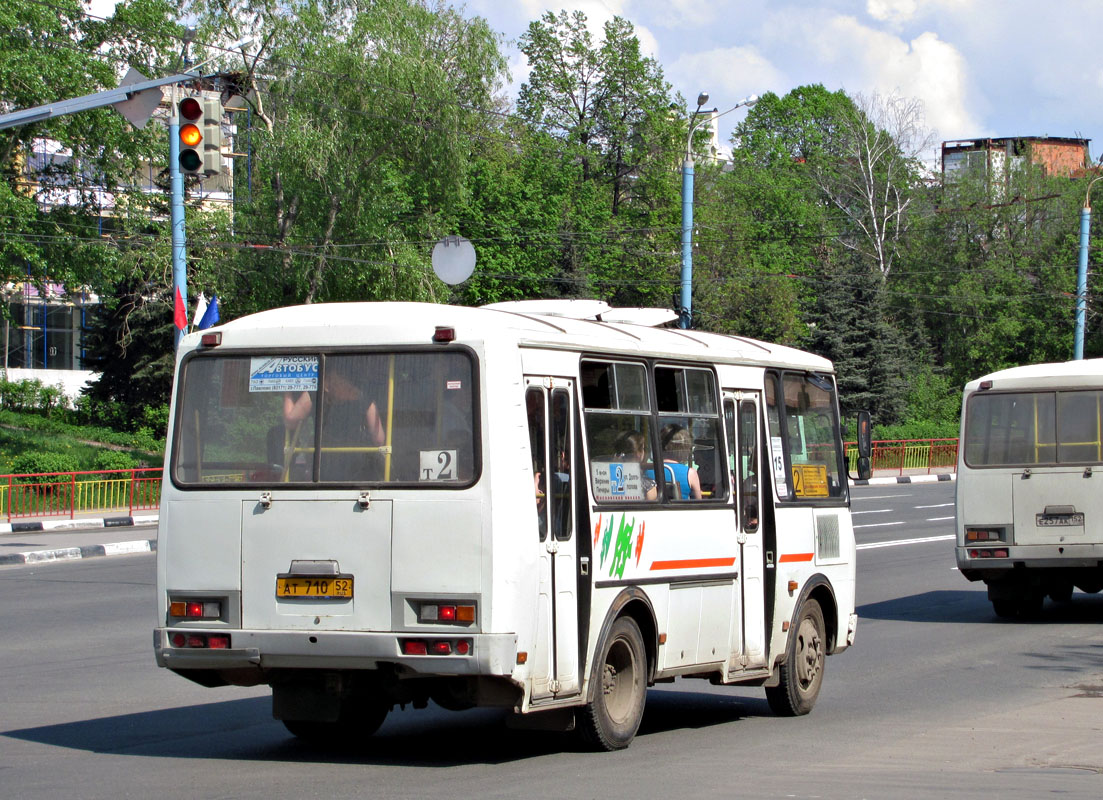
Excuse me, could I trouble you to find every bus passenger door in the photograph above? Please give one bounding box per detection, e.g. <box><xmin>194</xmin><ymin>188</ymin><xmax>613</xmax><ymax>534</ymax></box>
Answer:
<box><xmin>724</xmin><ymin>392</ymin><xmax>767</xmax><ymax>670</ymax></box>
<box><xmin>525</xmin><ymin>380</ymin><xmax>580</xmax><ymax>701</ymax></box>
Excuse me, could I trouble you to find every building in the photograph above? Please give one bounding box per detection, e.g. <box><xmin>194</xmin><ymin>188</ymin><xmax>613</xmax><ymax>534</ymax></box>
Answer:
<box><xmin>942</xmin><ymin>136</ymin><xmax>1092</xmax><ymax>197</ymax></box>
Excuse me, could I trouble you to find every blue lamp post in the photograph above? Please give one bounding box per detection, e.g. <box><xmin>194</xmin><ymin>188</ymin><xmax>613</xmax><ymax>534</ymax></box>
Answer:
<box><xmin>678</xmin><ymin>92</ymin><xmax>758</xmax><ymax>329</ymax></box>
<box><xmin>1075</xmin><ymin>175</ymin><xmax>1102</xmax><ymax>360</ymax></box>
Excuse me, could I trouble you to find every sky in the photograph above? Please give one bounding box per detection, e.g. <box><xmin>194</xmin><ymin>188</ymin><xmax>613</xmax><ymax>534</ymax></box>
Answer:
<box><xmin>463</xmin><ymin>0</ymin><xmax>1103</xmax><ymax>163</ymax></box>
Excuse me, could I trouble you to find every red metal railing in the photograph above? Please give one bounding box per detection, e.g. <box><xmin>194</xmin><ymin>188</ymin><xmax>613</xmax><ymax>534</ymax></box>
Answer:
<box><xmin>1</xmin><ymin>468</ymin><xmax>163</xmax><ymax>521</ymax></box>
<box><xmin>846</xmin><ymin>438</ymin><xmax>959</xmax><ymax>476</ymax></box>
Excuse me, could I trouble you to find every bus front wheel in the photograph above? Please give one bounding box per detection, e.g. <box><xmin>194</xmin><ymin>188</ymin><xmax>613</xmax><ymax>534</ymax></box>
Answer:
<box><xmin>579</xmin><ymin>616</ymin><xmax>647</xmax><ymax>751</ymax></box>
<box><xmin>766</xmin><ymin>599</ymin><xmax>825</xmax><ymax>717</ymax></box>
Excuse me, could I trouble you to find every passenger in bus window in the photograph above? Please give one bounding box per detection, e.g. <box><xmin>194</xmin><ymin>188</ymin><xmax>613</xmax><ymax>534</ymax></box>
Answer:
<box><xmin>614</xmin><ymin>430</ymin><xmax>658</xmax><ymax>501</ymax></box>
<box><xmin>659</xmin><ymin>424</ymin><xmax>703</xmax><ymax>499</ymax></box>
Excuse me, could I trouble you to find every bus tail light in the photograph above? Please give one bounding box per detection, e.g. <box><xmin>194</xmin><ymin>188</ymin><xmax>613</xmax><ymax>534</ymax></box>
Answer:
<box><xmin>169</xmin><ymin>599</ymin><xmax>222</xmax><ymax>619</ymax></box>
<box><xmin>170</xmin><ymin>632</ymin><xmax>231</xmax><ymax>649</ymax></box>
<box><xmin>401</xmin><ymin>638</ymin><xmax>472</xmax><ymax>657</ymax></box>
<box><xmin>968</xmin><ymin>549</ymin><xmax>1009</xmax><ymax>559</ymax></box>
<box><xmin>417</xmin><ymin>601</ymin><xmax>476</xmax><ymax>624</ymax></box>
<box><xmin>966</xmin><ymin>528</ymin><xmax>1003</xmax><ymax>542</ymax></box>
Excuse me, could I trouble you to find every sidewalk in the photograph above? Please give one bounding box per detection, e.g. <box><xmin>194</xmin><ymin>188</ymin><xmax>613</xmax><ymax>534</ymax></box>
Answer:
<box><xmin>0</xmin><ymin>510</ymin><xmax>157</xmax><ymax>566</ymax></box>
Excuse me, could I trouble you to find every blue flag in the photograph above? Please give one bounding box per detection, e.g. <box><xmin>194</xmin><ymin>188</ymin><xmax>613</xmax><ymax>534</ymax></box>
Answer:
<box><xmin>198</xmin><ymin>294</ymin><xmax>220</xmax><ymax>329</ymax></box>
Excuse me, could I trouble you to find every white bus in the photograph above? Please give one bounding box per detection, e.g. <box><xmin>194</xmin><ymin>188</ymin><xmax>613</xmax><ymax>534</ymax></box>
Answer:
<box><xmin>153</xmin><ymin>300</ymin><xmax>865</xmax><ymax>750</ymax></box>
<box><xmin>957</xmin><ymin>358</ymin><xmax>1103</xmax><ymax>618</ymax></box>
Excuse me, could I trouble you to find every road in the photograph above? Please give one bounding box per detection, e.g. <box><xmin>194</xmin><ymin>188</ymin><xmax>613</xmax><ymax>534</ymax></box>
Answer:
<box><xmin>1</xmin><ymin>483</ymin><xmax>1102</xmax><ymax>798</ymax></box>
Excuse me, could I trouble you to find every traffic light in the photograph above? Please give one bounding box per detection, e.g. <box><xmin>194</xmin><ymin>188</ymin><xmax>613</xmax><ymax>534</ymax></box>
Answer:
<box><xmin>178</xmin><ymin>95</ymin><xmax>203</xmax><ymax>175</ymax></box>
<box><xmin>201</xmin><ymin>96</ymin><xmax>223</xmax><ymax>177</ymax></box>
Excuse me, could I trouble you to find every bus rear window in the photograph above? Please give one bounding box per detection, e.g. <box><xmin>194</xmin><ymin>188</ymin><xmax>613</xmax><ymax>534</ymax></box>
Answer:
<box><xmin>965</xmin><ymin>390</ymin><xmax>1102</xmax><ymax>466</ymax></box>
<box><xmin>173</xmin><ymin>351</ymin><xmax>477</xmax><ymax>486</ymax></box>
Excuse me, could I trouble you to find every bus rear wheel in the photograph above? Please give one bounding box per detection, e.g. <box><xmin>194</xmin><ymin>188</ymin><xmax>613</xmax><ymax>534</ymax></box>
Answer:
<box><xmin>579</xmin><ymin>616</ymin><xmax>647</xmax><ymax>751</ymax></box>
<box><xmin>282</xmin><ymin>697</ymin><xmax>389</xmax><ymax>745</ymax></box>
<box><xmin>766</xmin><ymin>599</ymin><xmax>825</xmax><ymax>717</ymax></box>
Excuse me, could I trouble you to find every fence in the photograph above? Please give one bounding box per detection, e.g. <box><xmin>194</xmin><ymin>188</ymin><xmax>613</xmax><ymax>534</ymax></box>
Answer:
<box><xmin>1</xmin><ymin>438</ymin><xmax>961</xmax><ymax>520</ymax></box>
<box><xmin>845</xmin><ymin>438</ymin><xmax>959</xmax><ymax>476</ymax></box>
<box><xmin>1</xmin><ymin>468</ymin><xmax>162</xmax><ymax>521</ymax></box>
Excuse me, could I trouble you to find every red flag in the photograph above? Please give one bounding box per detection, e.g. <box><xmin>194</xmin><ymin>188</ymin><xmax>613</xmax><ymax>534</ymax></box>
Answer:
<box><xmin>174</xmin><ymin>286</ymin><xmax>187</xmax><ymax>330</ymax></box>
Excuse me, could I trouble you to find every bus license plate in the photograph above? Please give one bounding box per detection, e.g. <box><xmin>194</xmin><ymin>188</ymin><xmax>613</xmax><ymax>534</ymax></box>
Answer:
<box><xmin>276</xmin><ymin>576</ymin><xmax>354</xmax><ymax>599</ymax></box>
<box><xmin>1036</xmin><ymin>513</ymin><xmax>1085</xmax><ymax>527</ymax></box>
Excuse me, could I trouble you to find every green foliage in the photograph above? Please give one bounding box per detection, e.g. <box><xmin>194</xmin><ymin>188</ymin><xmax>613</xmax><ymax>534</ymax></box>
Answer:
<box><xmin>8</xmin><ymin>451</ymin><xmax>81</xmax><ymax>478</ymax></box>
<box><xmin>0</xmin><ymin>409</ymin><xmax>163</xmax><ymax>455</ymax></box>
<box><xmin>92</xmin><ymin>450</ymin><xmax>140</xmax><ymax>471</ymax></box>
<box><xmin>0</xmin><ymin>378</ymin><xmax>72</xmax><ymax>414</ymax></box>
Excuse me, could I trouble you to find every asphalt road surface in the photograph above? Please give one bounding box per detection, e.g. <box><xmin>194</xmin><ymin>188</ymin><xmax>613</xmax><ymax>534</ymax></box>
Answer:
<box><xmin>2</xmin><ymin>482</ymin><xmax>1102</xmax><ymax>798</ymax></box>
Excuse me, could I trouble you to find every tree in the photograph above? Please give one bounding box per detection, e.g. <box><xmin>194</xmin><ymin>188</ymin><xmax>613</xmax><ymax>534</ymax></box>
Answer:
<box><xmin>815</xmin><ymin>92</ymin><xmax>933</xmax><ymax>282</ymax></box>
<box><xmin>1</xmin><ymin>0</ymin><xmax>180</xmax><ymax>293</ymax></box>
<box><xmin>514</xmin><ymin>10</ymin><xmax>682</xmax><ymax>306</ymax></box>
<box><xmin>184</xmin><ymin>0</ymin><xmax>508</xmax><ymax>313</ymax></box>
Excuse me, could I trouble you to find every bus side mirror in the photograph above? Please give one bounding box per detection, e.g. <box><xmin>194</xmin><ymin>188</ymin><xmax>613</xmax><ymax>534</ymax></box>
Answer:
<box><xmin>856</xmin><ymin>411</ymin><xmax>872</xmax><ymax>480</ymax></box>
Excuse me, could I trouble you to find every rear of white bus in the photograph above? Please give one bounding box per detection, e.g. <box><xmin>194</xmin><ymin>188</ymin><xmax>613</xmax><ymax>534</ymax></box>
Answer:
<box><xmin>152</xmin><ymin>318</ymin><xmax>530</xmax><ymax>739</ymax></box>
<box><xmin>956</xmin><ymin>370</ymin><xmax>1103</xmax><ymax>618</ymax></box>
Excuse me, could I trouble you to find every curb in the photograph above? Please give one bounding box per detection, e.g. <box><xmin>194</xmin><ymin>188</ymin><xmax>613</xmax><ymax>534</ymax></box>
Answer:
<box><xmin>850</xmin><ymin>473</ymin><xmax>956</xmax><ymax>486</ymax></box>
<box><xmin>0</xmin><ymin>538</ymin><xmax>157</xmax><ymax>566</ymax></box>
<box><xmin>0</xmin><ymin>514</ymin><xmax>159</xmax><ymax>535</ymax></box>
<box><xmin>0</xmin><ymin>514</ymin><xmax>159</xmax><ymax>567</ymax></box>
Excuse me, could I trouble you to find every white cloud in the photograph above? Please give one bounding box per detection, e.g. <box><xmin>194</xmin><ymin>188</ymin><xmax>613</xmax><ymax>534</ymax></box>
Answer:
<box><xmin>866</xmin><ymin>0</ymin><xmax>918</xmax><ymax>25</ymax></box>
<box><xmin>762</xmin><ymin>11</ymin><xmax>984</xmax><ymax>142</ymax></box>
<box><xmin>669</xmin><ymin>45</ymin><xmax>788</xmax><ymax>106</ymax></box>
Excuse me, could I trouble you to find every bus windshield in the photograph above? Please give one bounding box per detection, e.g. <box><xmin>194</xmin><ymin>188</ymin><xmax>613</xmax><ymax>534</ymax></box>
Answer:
<box><xmin>172</xmin><ymin>350</ymin><xmax>477</xmax><ymax>486</ymax></box>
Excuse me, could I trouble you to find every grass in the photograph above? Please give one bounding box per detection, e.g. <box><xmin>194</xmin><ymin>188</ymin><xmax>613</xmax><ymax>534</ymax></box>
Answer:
<box><xmin>0</xmin><ymin>422</ymin><xmax>157</xmax><ymax>475</ymax></box>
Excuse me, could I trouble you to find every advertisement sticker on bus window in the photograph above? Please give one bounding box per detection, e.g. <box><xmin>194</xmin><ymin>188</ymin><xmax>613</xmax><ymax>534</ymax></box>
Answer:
<box><xmin>420</xmin><ymin>450</ymin><xmax>459</xmax><ymax>481</ymax></box>
<box><xmin>771</xmin><ymin>436</ymin><xmax>787</xmax><ymax>494</ymax></box>
<box><xmin>792</xmin><ymin>464</ymin><xmax>829</xmax><ymax>497</ymax></box>
<box><xmin>591</xmin><ymin>461</ymin><xmax>646</xmax><ymax>502</ymax></box>
<box><xmin>248</xmin><ymin>356</ymin><xmax>319</xmax><ymax>393</ymax></box>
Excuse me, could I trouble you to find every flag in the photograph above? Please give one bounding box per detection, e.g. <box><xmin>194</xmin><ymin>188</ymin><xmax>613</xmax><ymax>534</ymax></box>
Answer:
<box><xmin>174</xmin><ymin>286</ymin><xmax>187</xmax><ymax>330</ymax></box>
<box><xmin>192</xmin><ymin>292</ymin><xmax>208</xmax><ymax>329</ymax></box>
<box><xmin>198</xmin><ymin>294</ymin><xmax>220</xmax><ymax>330</ymax></box>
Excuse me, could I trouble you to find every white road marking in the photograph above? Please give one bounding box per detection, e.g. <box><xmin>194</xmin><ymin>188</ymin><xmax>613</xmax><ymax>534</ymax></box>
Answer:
<box><xmin>857</xmin><ymin>534</ymin><xmax>955</xmax><ymax>550</ymax></box>
<box><xmin>854</xmin><ymin>521</ymin><xmax>907</xmax><ymax>529</ymax></box>
<box><xmin>916</xmin><ymin>503</ymin><xmax>954</xmax><ymax>509</ymax></box>
<box><xmin>851</xmin><ymin>494</ymin><xmax>913</xmax><ymax>500</ymax></box>
<box><xmin>926</xmin><ymin>516</ymin><xmax>955</xmax><ymax>522</ymax></box>
<box><xmin>852</xmin><ymin>509</ymin><xmax>892</xmax><ymax>515</ymax></box>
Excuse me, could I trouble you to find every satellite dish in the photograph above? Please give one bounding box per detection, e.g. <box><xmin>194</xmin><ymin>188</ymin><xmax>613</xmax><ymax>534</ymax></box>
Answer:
<box><xmin>432</xmin><ymin>236</ymin><xmax>476</xmax><ymax>285</ymax></box>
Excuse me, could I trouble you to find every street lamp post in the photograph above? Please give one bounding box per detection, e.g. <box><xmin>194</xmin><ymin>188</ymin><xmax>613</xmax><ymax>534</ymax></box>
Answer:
<box><xmin>678</xmin><ymin>92</ymin><xmax>758</xmax><ymax>329</ymax></box>
<box><xmin>1076</xmin><ymin>175</ymin><xmax>1102</xmax><ymax>360</ymax></box>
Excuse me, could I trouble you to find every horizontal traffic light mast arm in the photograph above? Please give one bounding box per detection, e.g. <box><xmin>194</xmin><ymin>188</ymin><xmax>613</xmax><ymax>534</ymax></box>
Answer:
<box><xmin>0</xmin><ymin>72</ymin><xmax>198</xmax><ymax>131</ymax></box>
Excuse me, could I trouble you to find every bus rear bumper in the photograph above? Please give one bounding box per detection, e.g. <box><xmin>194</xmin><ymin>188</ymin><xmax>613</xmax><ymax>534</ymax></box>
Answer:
<box><xmin>153</xmin><ymin>628</ymin><xmax>518</xmax><ymax>680</ymax></box>
<box><xmin>956</xmin><ymin>544</ymin><xmax>1103</xmax><ymax>573</ymax></box>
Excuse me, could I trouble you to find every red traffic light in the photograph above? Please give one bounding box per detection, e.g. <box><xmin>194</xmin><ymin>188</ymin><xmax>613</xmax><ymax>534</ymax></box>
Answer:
<box><xmin>179</xmin><ymin>96</ymin><xmax>202</xmax><ymax>121</ymax></box>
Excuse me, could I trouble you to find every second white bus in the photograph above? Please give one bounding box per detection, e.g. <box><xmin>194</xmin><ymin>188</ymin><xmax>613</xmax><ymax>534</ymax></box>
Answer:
<box><xmin>957</xmin><ymin>358</ymin><xmax>1103</xmax><ymax>618</ymax></box>
<box><xmin>154</xmin><ymin>300</ymin><xmax>865</xmax><ymax>749</ymax></box>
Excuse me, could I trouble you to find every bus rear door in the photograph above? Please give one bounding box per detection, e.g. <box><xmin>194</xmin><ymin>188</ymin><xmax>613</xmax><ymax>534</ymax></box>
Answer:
<box><xmin>724</xmin><ymin>391</ymin><xmax>767</xmax><ymax>670</ymax></box>
<box><xmin>525</xmin><ymin>379</ymin><xmax>581</xmax><ymax>700</ymax></box>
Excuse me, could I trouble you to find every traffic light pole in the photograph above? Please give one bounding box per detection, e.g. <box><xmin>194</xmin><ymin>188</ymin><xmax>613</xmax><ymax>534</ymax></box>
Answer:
<box><xmin>169</xmin><ymin>89</ymin><xmax>188</xmax><ymax>352</ymax></box>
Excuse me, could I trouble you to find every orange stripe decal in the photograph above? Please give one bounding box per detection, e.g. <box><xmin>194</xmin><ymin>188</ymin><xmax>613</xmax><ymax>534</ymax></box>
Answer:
<box><xmin>650</xmin><ymin>557</ymin><xmax>736</xmax><ymax>571</ymax></box>
<box><xmin>778</xmin><ymin>552</ymin><xmax>814</xmax><ymax>563</ymax></box>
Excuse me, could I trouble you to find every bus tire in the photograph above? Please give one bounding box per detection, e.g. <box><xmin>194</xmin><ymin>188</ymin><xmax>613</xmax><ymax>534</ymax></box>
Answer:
<box><xmin>1048</xmin><ymin>581</ymin><xmax>1074</xmax><ymax>604</ymax></box>
<box><xmin>282</xmin><ymin>698</ymin><xmax>388</xmax><ymax>745</ymax></box>
<box><xmin>578</xmin><ymin>616</ymin><xmax>647</xmax><ymax>751</ymax></box>
<box><xmin>766</xmin><ymin>599</ymin><xmax>825</xmax><ymax>717</ymax></box>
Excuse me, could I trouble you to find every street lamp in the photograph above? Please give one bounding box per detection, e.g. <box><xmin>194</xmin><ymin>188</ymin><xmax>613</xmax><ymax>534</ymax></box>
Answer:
<box><xmin>679</xmin><ymin>92</ymin><xmax>758</xmax><ymax>329</ymax></box>
<box><xmin>1076</xmin><ymin>173</ymin><xmax>1103</xmax><ymax>360</ymax></box>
